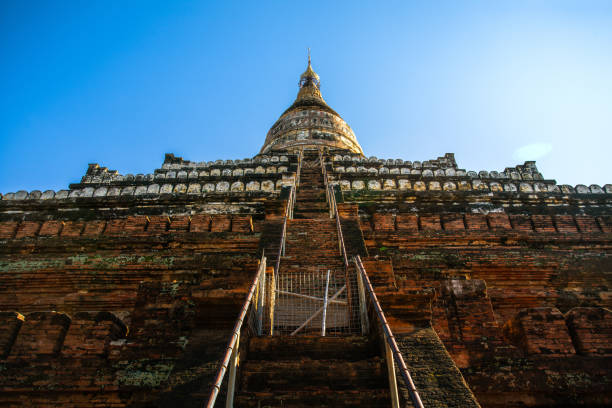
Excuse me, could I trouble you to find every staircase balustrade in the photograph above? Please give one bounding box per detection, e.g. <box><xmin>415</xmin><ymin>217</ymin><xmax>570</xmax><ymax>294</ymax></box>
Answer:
<box><xmin>207</xmin><ymin>152</ymin><xmax>304</xmax><ymax>407</ymax></box>
<box><xmin>319</xmin><ymin>150</ymin><xmax>349</xmax><ymax>268</ymax></box>
<box><xmin>274</xmin><ymin>149</ymin><xmax>302</xmax><ymax>283</ymax></box>
<box><xmin>354</xmin><ymin>255</ymin><xmax>426</xmax><ymax>408</ymax></box>
<box><xmin>206</xmin><ymin>255</ymin><xmax>267</xmax><ymax>408</ymax></box>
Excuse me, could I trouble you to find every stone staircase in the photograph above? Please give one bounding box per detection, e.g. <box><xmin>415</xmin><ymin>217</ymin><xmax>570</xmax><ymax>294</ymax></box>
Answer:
<box><xmin>235</xmin><ymin>336</ymin><xmax>391</xmax><ymax>407</ymax></box>
<box><xmin>293</xmin><ymin>153</ymin><xmax>328</xmax><ymax>219</ymax></box>
<box><xmin>233</xmin><ymin>153</ymin><xmax>393</xmax><ymax>406</ymax></box>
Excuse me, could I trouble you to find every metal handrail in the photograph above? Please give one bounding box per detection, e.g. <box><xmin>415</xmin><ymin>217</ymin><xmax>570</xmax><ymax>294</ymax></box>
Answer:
<box><xmin>274</xmin><ymin>150</ymin><xmax>303</xmax><ymax>282</ymax></box>
<box><xmin>319</xmin><ymin>150</ymin><xmax>349</xmax><ymax>268</ymax></box>
<box><xmin>354</xmin><ymin>255</ymin><xmax>425</xmax><ymax>408</ymax></box>
<box><xmin>206</xmin><ymin>255</ymin><xmax>267</xmax><ymax>408</ymax></box>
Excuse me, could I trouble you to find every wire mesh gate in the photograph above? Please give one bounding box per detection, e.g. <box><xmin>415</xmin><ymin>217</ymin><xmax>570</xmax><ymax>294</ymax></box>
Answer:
<box><xmin>272</xmin><ymin>267</ymin><xmax>361</xmax><ymax>336</ymax></box>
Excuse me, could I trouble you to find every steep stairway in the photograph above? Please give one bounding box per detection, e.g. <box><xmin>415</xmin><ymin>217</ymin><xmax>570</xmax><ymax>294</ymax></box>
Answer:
<box><xmin>235</xmin><ymin>336</ymin><xmax>391</xmax><ymax>407</ymax></box>
<box><xmin>293</xmin><ymin>153</ymin><xmax>328</xmax><ymax>219</ymax></box>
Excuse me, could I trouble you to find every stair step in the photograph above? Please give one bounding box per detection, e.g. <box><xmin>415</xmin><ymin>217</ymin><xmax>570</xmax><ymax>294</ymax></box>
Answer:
<box><xmin>247</xmin><ymin>336</ymin><xmax>377</xmax><ymax>360</ymax></box>
<box><xmin>240</xmin><ymin>358</ymin><xmax>387</xmax><ymax>391</ymax></box>
<box><xmin>235</xmin><ymin>389</ymin><xmax>391</xmax><ymax>407</ymax></box>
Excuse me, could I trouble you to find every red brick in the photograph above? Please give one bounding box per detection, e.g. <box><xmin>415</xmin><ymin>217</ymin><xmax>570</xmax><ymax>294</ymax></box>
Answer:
<box><xmin>442</xmin><ymin>214</ymin><xmax>465</xmax><ymax>231</ymax></box>
<box><xmin>575</xmin><ymin>216</ymin><xmax>601</xmax><ymax>233</ymax></box>
<box><xmin>190</xmin><ymin>214</ymin><xmax>211</xmax><ymax>232</ymax></box>
<box><xmin>211</xmin><ymin>215</ymin><xmax>232</xmax><ymax>232</ymax></box>
<box><xmin>62</xmin><ymin>312</ymin><xmax>127</xmax><ymax>357</ymax></box>
<box><xmin>503</xmin><ymin>307</ymin><xmax>575</xmax><ymax>356</ymax></box>
<box><xmin>103</xmin><ymin>219</ymin><xmax>126</xmax><ymax>235</ymax></box>
<box><xmin>597</xmin><ymin>216</ymin><xmax>612</xmax><ymax>233</ymax></box>
<box><xmin>396</xmin><ymin>214</ymin><xmax>418</xmax><ymax>232</ymax></box>
<box><xmin>231</xmin><ymin>216</ymin><xmax>253</xmax><ymax>233</ymax></box>
<box><xmin>372</xmin><ymin>213</ymin><xmax>395</xmax><ymax>231</ymax></box>
<box><xmin>509</xmin><ymin>215</ymin><xmax>533</xmax><ymax>232</ymax></box>
<box><xmin>0</xmin><ymin>311</ymin><xmax>24</xmax><ymax>358</ymax></box>
<box><xmin>169</xmin><ymin>215</ymin><xmax>190</xmax><ymax>232</ymax></box>
<box><xmin>39</xmin><ymin>220</ymin><xmax>63</xmax><ymax>236</ymax></box>
<box><xmin>60</xmin><ymin>221</ymin><xmax>85</xmax><ymax>237</ymax></box>
<box><xmin>465</xmin><ymin>214</ymin><xmax>488</xmax><ymax>231</ymax></box>
<box><xmin>532</xmin><ymin>215</ymin><xmax>555</xmax><ymax>233</ymax></box>
<box><xmin>146</xmin><ymin>215</ymin><xmax>169</xmax><ymax>234</ymax></box>
<box><xmin>554</xmin><ymin>215</ymin><xmax>578</xmax><ymax>233</ymax></box>
<box><xmin>420</xmin><ymin>215</ymin><xmax>441</xmax><ymax>231</ymax></box>
<box><xmin>565</xmin><ymin>307</ymin><xmax>612</xmax><ymax>356</ymax></box>
<box><xmin>487</xmin><ymin>213</ymin><xmax>511</xmax><ymax>230</ymax></box>
<box><xmin>124</xmin><ymin>216</ymin><xmax>147</xmax><ymax>233</ymax></box>
<box><xmin>0</xmin><ymin>221</ymin><xmax>18</xmax><ymax>239</ymax></box>
<box><xmin>15</xmin><ymin>221</ymin><xmax>41</xmax><ymax>238</ymax></box>
<box><xmin>10</xmin><ymin>312</ymin><xmax>71</xmax><ymax>358</ymax></box>
<box><xmin>82</xmin><ymin>220</ymin><xmax>106</xmax><ymax>237</ymax></box>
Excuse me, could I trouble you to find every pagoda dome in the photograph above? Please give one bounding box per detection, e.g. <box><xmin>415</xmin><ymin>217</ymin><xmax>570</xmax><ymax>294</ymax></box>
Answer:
<box><xmin>259</xmin><ymin>56</ymin><xmax>364</xmax><ymax>155</ymax></box>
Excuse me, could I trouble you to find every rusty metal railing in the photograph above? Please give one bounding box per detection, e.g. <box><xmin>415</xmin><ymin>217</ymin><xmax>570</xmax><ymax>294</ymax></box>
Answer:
<box><xmin>205</xmin><ymin>255</ymin><xmax>267</xmax><ymax>408</ymax></box>
<box><xmin>319</xmin><ymin>150</ymin><xmax>349</xmax><ymax>268</ymax></box>
<box><xmin>274</xmin><ymin>150</ymin><xmax>302</xmax><ymax>282</ymax></box>
<box><xmin>354</xmin><ymin>255</ymin><xmax>425</xmax><ymax>408</ymax></box>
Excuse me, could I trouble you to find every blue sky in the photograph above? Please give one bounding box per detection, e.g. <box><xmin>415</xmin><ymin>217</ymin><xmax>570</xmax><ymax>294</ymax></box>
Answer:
<box><xmin>1</xmin><ymin>1</ymin><xmax>611</xmax><ymax>192</ymax></box>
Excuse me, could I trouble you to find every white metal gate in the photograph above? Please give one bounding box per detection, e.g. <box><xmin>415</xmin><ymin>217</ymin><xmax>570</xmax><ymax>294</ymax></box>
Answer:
<box><xmin>272</xmin><ymin>267</ymin><xmax>361</xmax><ymax>336</ymax></box>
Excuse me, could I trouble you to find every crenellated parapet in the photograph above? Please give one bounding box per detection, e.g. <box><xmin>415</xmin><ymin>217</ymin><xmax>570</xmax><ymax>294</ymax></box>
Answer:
<box><xmin>1</xmin><ymin>153</ymin><xmax>299</xmax><ymax>201</ymax></box>
<box><xmin>328</xmin><ymin>152</ymin><xmax>611</xmax><ymax>197</ymax></box>
<box><xmin>0</xmin><ymin>311</ymin><xmax>127</xmax><ymax>360</ymax></box>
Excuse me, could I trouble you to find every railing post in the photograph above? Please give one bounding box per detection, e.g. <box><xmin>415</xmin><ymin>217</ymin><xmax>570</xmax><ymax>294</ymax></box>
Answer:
<box><xmin>385</xmin><ymin>339</ymin><xmax>400</xmax><ymax>408</ymax></box>
<box><xmin>266</xmin><ymin>267</ymin><xmax>276</xmax><ymax>336</ymax></box>
<box><xmin>225</xmin><ymin>331</ymin><xmax>240</xmax><ymax>408</ymax></box>
<box><xmin>321</xmin><ymin>269</ymin><xmax>331</xmax><ymax>336</ymax></box>
<box><xmin>356</xmin><ymin>262</ymin><xmax>369</xmax><ymax>335</ymax></box>
<box><xmin>256</xmin><ymin>259</ymin><xmax>266</xmax><ymax>336</ymax></box>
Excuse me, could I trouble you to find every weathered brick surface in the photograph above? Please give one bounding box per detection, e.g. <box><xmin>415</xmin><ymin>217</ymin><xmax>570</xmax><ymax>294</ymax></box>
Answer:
<box><xmin>10</xmin><ymin>311</ymin><xmax>71</xmax><ymax>358</ymax></box>
<box><xmin>39</xmin><ymin>220</ymin><xmax>63</xmax><ymax>236</ymax></box>
<box><xmin>0</xmin><ymin>150</ymin><xmax>609</xmax><ymax>407</ymax></box>
<box><xmin>60</xmin><ymin>220</ymin><xmax>85</xmax><ymax>237</ymax></box>
<box><xmin>565</xmin><ymin>307</ymin><xmax>612</xmax><ymax>356</ymax></box>
<box><xmin>62</xmin><ymin>311</ymin><xmax>127</xmax><ymax>357</ymax></box>
<box><xmin>509</xmin><ymin>215</ymin><xmax>533</xmax><ymax>232</ymax></box>
<box><xmin>147</xmin><ymin>215</ymin><xmax>169</xmax><ymax>233</ymax></box>
<box><xmin>598</xmin><ymin>215</ymin><xmax>612</xmax><ymax>233</ymax></box>
<box><xmin>532</xmin><ymin>215</ymin><xmax>555</xmax><ymax>233</ymax></box>
<box><xmin>123</xmin><ymin>216</ymin><xmax>147</xmax><ymax>234</ymax></box>
<box><xmin>396</xmin><ymin>214</ymin><xmax>418</xmax><ymax>231</ymax></box>
<box><xmin>395</xmin><ymin>327</ymin><xmax>480</xmax><ymax>408</ymax></box>
<box><xmin>575</xmin><ymin>215</ymin><xmax>601</xmax><ymax>232</ymax></box>
<box><xmin>442</xmin><ymin>213</ymin><xmax>465</xmax><ymax>231</ymax></box>
<box><xmin>104</xmin><ymin>219</ymin><xmax>126</xmax><ymax>235</ymax></box>
<box><xmin>211</xmin><ymin>214</ymin><xmax>231</xmax><ymax>232</ymax></box>
<box><xmin>372</xmin><ymin>213</ymin><xmax>395</xmax><ymax>231</ymax></box>
<box><xmin>189</xmin><ymin>214</ymin><xmax>210</xmax><ymax>232</ymax></box>
<box><xmin>487</xmin><ymin>213</ymin><xmax>511</xmax><ymax>229</ymax></box>
<box><xmin>420</xmin><ymin>215</ymin><xmax>441</xmax><ymax>231</ymax></box>
<box><xmin>465</xmin><ymin>214</ymin><xmax>488</xmax><ymax>231</ymax></box>
<box><xmin>0</xmin><ymin>221</ymin><xmax>18</xmax><ymax>238</ymax></box>
<box><xmin>0</xmin><ymin>311</ymin><xmax>24</xmax><ymax>358</ymax></box>
<box><xmin>554</xmin><ymin>215</ymin><xmax>578</xmax><ymax>233</ymax></box>
<box><xmin>82</xmin><ymin>220</ymin><xmax>106</xmax><ymax>236</ymax></box>
<box><xmin>231</xmin><ymin>216</ymin><xmax>253</xmax><ymax>233</ymax></box>
<box><xmin>169</xmin><ymin>215</ymin><xmax>190</xmax><ymax>232</ymax></box>
<box><xmin>503</xmin><ymin>307</ymin><xmax>575</xmax><ymax>356</ymax></box>
<box><xmin>15</xmin><ymin>221</ymin><xmax>40</xmax><ymax>238</ymax></box>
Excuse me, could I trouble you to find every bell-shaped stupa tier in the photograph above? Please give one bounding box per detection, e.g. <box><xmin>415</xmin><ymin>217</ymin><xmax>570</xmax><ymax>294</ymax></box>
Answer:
<box><xmin>260</xmin><ymin>56</ymin><xmax>364</xmax><ymax>155</ymax></box>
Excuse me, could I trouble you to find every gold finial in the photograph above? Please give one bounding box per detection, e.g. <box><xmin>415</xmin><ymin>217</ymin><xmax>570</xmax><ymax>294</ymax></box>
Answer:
<box><xmin>300</xmin><ymin>48</ymin><xmax>319</xmax><ymax>87</ymax></box>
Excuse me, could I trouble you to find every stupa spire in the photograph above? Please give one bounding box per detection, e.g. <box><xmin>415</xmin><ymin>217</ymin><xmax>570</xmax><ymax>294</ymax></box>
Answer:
<box><xmin>298</xmin><ymin>49</ymin><xmax>322</xmax><ymax>100</ymax></box>
<box><xmin>259</xmin><ymin>53</ymin><xmax>364</xmax><ymax>155</ymax></box>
